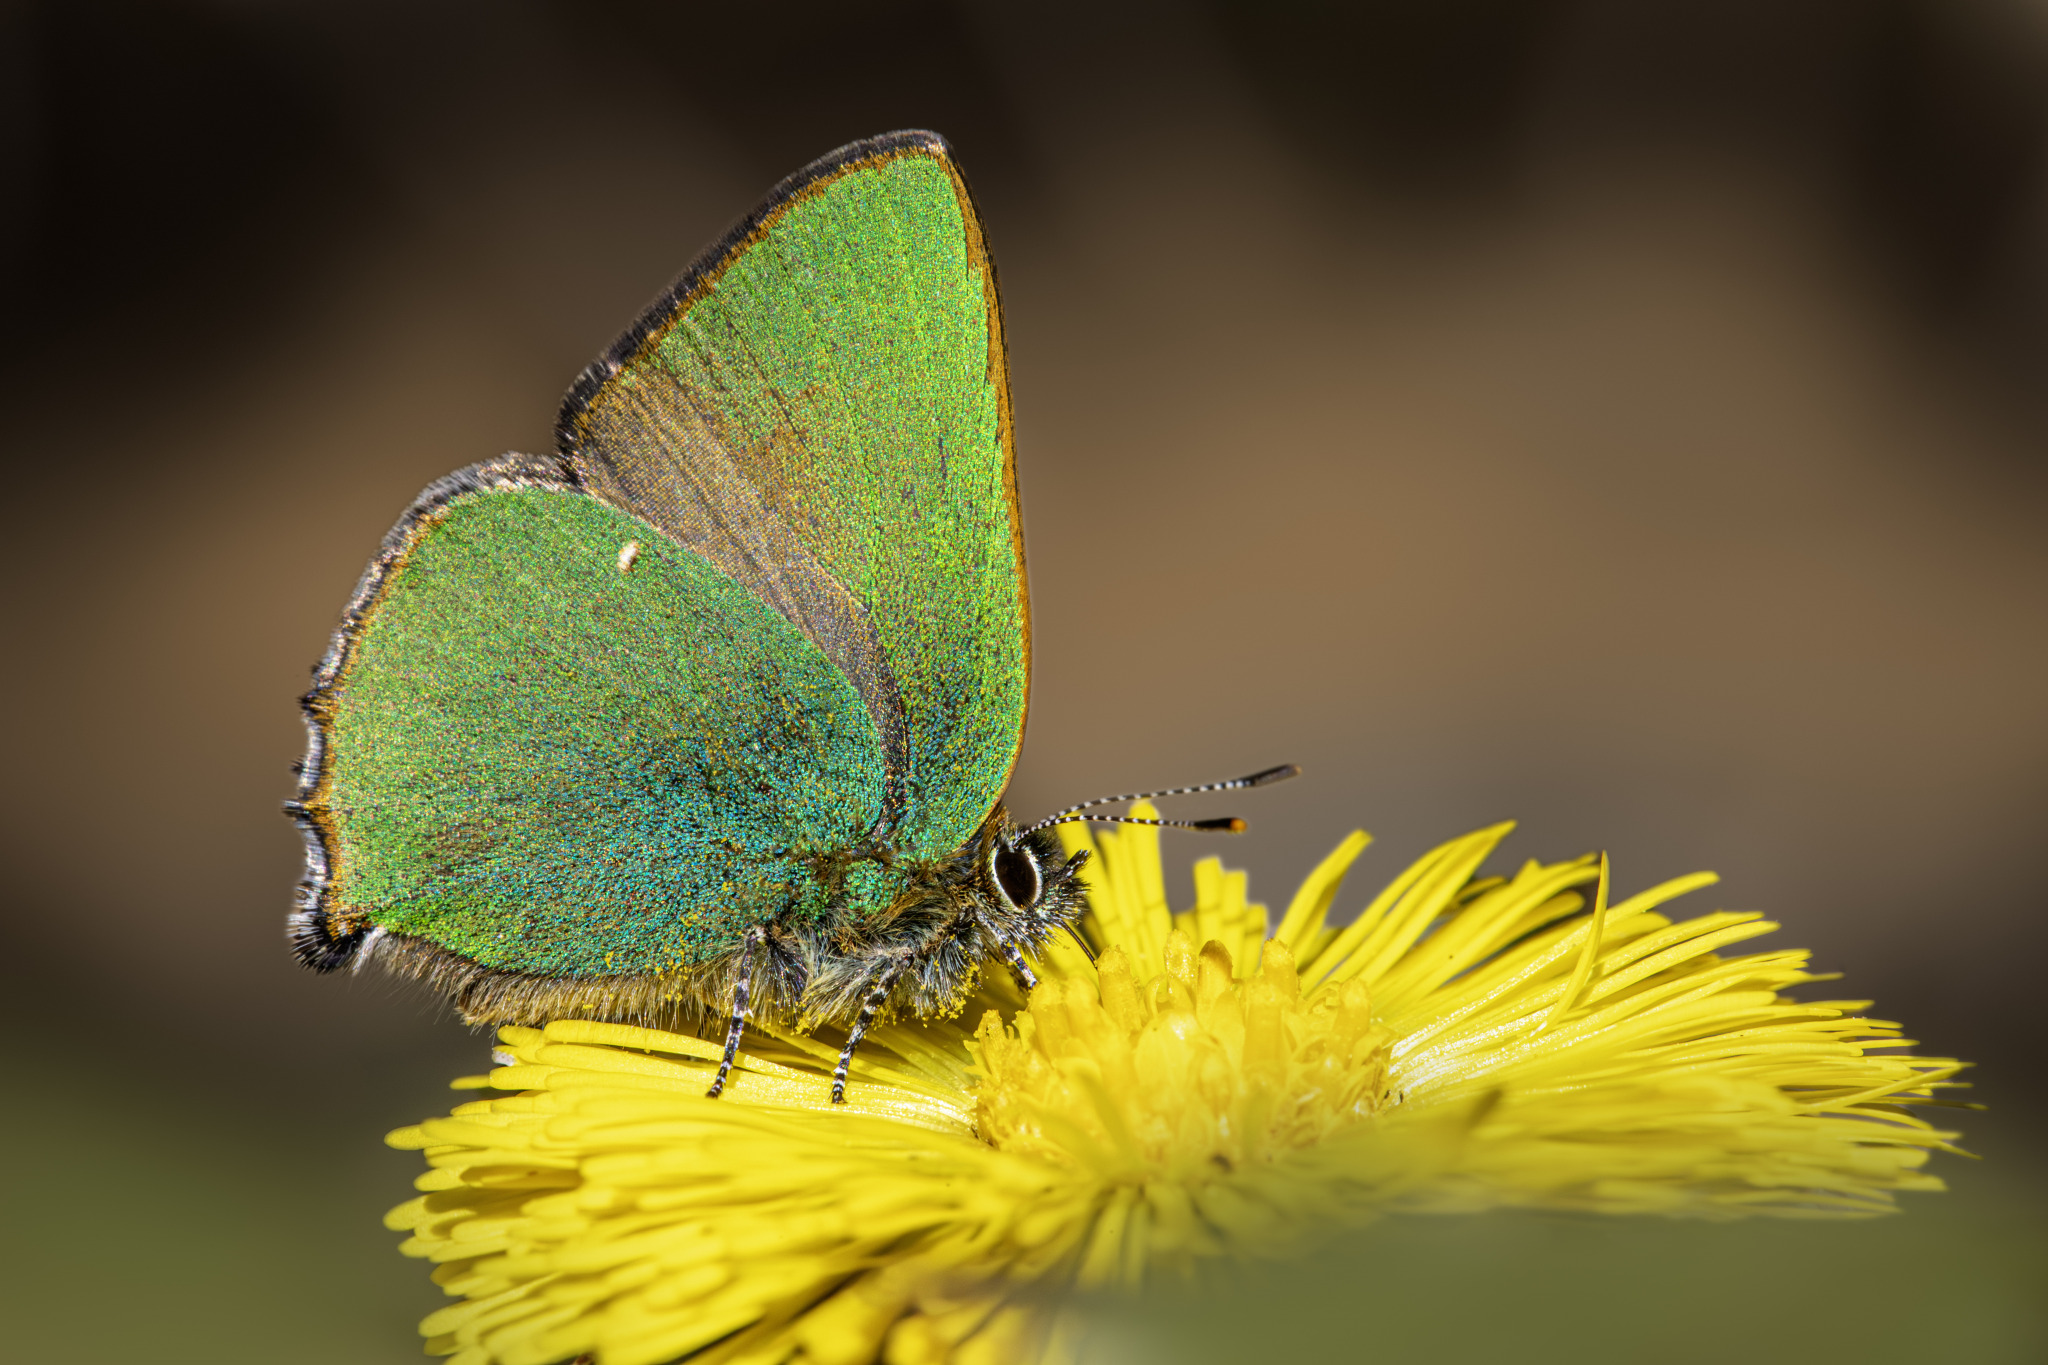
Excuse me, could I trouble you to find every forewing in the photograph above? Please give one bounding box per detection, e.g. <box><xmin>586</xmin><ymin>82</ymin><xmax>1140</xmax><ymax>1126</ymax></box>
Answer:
<box><xmin>559</xmin><ymin>130</ymin><xmax>1026</xmax><ymax>862</ymax></box>
<box><xmin>295</xmin><ymin>462</ymin><xmax>889</xmax><ymax>977</ymax></box>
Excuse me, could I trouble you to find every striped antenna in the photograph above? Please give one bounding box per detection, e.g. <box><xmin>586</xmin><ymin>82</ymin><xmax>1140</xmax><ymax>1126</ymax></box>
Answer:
<box><xmin>1022</xmin><ymin>764</ymin><xmax>1300</xmax><ymax>836</ymax></box>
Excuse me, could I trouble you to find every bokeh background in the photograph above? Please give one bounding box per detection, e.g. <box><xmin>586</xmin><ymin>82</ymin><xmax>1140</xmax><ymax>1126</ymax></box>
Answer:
<box><xmin>4</xmin><ymin>1</ymin><xmax>2045</xmax><ymax>1360</ymax></box>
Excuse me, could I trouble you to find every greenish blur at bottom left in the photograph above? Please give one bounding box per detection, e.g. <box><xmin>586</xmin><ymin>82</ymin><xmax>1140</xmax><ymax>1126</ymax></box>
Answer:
<box><xmin>0</xmin><ymin>1042</ymin><xmax>446</xmax><ymax>1364</ymax></box>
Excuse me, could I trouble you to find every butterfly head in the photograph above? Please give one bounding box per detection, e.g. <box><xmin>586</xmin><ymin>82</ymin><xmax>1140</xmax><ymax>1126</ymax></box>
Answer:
<box><xmin>970</xmin><ymin>818</ymin><xmax>1092</xmax><ymax>966</ymax></box>
<box><xmin>956</xmin><ymin>765</ymin><xmax>1304</xmax><ymax>981</ymax></box>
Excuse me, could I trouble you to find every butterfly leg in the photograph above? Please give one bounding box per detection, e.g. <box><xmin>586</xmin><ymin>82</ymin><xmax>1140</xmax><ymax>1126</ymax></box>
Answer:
<box><xmin>706</xmin><ymin>927</ymin><xmax>763</xmax><ymax>1100</ymax></box>
<box><xmin>993</xmin><ymin>935</ymin><xmax>1040</xmax><ymax>994</ymax></box>
<box><xmin>831</xmin><ymin>961</ymin><xmax>906</xmax><ymax>1105</ymax></box>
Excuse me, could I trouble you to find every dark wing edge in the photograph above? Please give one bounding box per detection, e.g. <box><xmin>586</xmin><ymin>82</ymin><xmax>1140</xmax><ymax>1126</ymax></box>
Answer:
<box><xmin>286</xmin><ymin>451</ymin><xmax>580</xmax><ymax>972</ymax></box>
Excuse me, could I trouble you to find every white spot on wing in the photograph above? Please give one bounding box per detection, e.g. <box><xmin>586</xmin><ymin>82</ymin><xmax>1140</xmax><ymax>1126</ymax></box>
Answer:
<box><xmin>617</xmin><ymin>540</ymin><xmax>642</xmax><ymax>572</ymax></box>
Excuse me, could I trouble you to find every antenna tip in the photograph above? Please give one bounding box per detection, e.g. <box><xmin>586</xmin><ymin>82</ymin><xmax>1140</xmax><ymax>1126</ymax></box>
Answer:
<box><xmin>1190</xmin><ymin>817</ymin><xmax>1248</xmax><ymax>833</ymax></box>
<box><xmin>1243</xmin><ymin>764</ymin><xmax>1300</xmax><ymax>788</ymax></box>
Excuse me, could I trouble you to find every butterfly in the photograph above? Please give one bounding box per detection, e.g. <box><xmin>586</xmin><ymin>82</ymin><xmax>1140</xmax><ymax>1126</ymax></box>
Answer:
<box><xmin>288</xmin><ymin>130</ymin><xmax>1293</xmax><ymax>1100</ymax></box>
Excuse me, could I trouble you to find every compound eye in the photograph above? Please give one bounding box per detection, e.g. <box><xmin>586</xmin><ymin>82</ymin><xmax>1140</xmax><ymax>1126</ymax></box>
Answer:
<box><xmin>991</xmin><ymin>841</ymin><xmax>1042</xmax><ymax>910</ymax></box>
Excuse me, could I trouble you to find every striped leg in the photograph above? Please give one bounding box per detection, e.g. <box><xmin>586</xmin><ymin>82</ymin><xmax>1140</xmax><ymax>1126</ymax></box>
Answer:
<box><xmin>706</xmin><ymin>927</ymin><xmax>763</xmax><ymax>1099</ymax></box>
<box><xmin>832</xmin><ymin>963</ymin><xmax>904</xmax><ymax>1105</ymax></box>
<box><xmin>994</xmin><ymin>936</ymin><xmax>1039</xmax><ymax>993</ymax></box>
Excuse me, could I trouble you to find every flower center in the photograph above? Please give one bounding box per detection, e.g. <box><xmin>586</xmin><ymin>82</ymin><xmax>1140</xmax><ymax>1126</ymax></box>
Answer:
<box><xmin>969</xmin><ymin>930</ymin><xmax>1391</xmax><ymax>1183</ymax></box>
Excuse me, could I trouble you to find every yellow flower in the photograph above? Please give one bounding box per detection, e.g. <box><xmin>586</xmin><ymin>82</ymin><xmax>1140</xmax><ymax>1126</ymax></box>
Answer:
<box><xmin>387</xmin><ymin>808</ymin><xmax>1965</xmax><ymax>1365</ymax></box>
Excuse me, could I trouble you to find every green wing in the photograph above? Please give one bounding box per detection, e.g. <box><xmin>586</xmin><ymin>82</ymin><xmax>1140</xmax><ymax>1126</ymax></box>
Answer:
<box><xmin>558</xmin><ymin>130</ymin><xmax>1028</xmax><ymax>863</ymax></box>
<box><xmin>291</xmin><ymin>133</ymin><xmax>1024</xmax><ymax>987</ymax></box>
<box><xmin>296</xmin><ymin>458</ymin><xmax>890</xmax><ymax>978</ymax></box>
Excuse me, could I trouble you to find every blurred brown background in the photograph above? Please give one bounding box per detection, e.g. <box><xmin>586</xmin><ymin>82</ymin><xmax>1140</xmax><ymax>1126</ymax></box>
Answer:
<box><xmin>3</xmin><ymin>1</ymin><xmax>2044</xmax><ymax>1360</ymax></box>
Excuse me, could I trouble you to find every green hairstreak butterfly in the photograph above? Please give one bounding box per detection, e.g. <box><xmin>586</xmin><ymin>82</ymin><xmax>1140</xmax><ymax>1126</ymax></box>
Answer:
<box><xmin>288</xmin><ymin>130</ymin><xmax>1294</xmax><ymax>1098</ymax></box>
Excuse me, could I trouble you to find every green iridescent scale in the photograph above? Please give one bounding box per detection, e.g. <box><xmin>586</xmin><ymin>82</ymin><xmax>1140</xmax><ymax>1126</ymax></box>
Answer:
<box><xmin>327</xmin><ymin>487</ymin><xmax>890</xmax><ymax>976</ymax></box>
